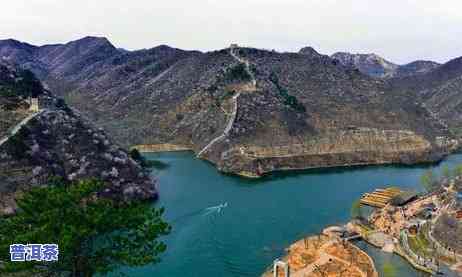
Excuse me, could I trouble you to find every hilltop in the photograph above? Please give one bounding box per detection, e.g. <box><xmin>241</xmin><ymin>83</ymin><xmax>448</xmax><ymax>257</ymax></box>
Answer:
<box><xmin>331</xmin><ymin>52</ymin><xmax>440</xmax><ymax>78</ymax></box>
<box><xmin>0</xmin><ymin>63</ymin><xmax>157</xmax><ymax>214</ymax></box>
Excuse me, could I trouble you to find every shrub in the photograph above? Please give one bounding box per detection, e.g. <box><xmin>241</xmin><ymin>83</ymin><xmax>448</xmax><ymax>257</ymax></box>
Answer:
<box><xmin>6</xmin><ymin>127</ymin><xmax>31</xmax><ymax>159</ymax></box>
<box><xmin>176</xmin><ymin>113</ymin><xmax>184</xmax><ymax>121</ymax></box>
<box><xmin>14</xmin><ymin>69</ymin><xmax>44</xmax><ymax>98</ymax></box>
<box><xmin>129</xmin><ymin>149</ymin><xmax>170</xmax><ymax>169</ymax></box>
<box><xmin>225</xmin><ymin>63</ymin><xmax>251</xmax><ymax>82</ymax></box>
<box><xmin>0</xmin><ymin>68</ymin><xmax>44</xmax><ymax>101</ymax></box>
<box><xmin>420</xmin><ymin>170</ymin><xmax>437</xmax><ymax>192</ymax></box>
<box><xmin>269</xmin><ymin>72</ymin><xmax>306</xmax><ymax>113</ymax></box>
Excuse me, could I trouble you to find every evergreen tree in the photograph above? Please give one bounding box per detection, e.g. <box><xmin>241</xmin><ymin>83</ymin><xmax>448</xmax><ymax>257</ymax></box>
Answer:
<box><xmin>453</xmin><ymin>164</ymin><xmax>462</xmax><ymax>178</ymax></box>
<box><xmin>351</xmin><ymin>199</ymin><xmax>363</xmax><ymax>219</ymax></box>
<box><xmin>420</xmin><ymin>169</ymin><xmax>436</xmax><ymax>192</ymax></box>
<box><xmin>0</xmin><ymin>179</ymin><xmax>170</xmax><ymax>277</ymax></box>
<box><xmin>442</xmin><ymin>165</ymin><xmax>452</xmax><ymax>179</ymax></box>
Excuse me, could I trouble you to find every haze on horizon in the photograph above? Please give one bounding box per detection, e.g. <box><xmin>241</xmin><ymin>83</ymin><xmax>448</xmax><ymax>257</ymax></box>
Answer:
<box><xmin>1</xmin><ymin>0</ymin><xmax>462</xmax><ymax>64</ymax></box>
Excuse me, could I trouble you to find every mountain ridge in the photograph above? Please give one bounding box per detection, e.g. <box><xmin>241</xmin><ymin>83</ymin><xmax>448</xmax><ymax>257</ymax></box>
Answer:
<box><xmin>1</xmin><ymin>37</ymin><xmax>460</xmax><ymax>177</ymax></box>
<box><xmin>390</xmin><ymin>55</ymin><xmax>462</xmax><ymax>134</ymax></box>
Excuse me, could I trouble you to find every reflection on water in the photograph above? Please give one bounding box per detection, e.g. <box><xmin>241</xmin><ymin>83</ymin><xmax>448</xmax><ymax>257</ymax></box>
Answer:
<box><xmin>113</xmin><ymin>152</ymin><xmax>462</xmax><ymax>277</ymax></box>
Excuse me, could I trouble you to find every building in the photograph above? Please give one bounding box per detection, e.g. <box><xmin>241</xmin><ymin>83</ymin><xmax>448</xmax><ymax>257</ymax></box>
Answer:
<box><xmin>390</xmin><ymin>191</ymin><xmax>418</xmax><ymax>206</ymax></box>
<box><xmin>273</xmin><ymin>259</ymin><xmax>289</xmax><ymax>277</ymax></box>
<box><xmin>28</xmin><ymin>97</ymin><xmax>39</xmax><ymax>112</ymax></box>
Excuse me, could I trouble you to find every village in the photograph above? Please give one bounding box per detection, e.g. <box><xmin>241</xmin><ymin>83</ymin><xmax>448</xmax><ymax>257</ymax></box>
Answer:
<box><xmin>263</xmin><ymin>168</ymin><xmax>462</xmax><ymax>277</ymax></box>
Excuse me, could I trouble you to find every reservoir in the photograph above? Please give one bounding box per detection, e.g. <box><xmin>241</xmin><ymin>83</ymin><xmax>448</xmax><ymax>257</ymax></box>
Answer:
<box><xmin>118</xmin><ymin>152</ymin><xmax>462</xmax><ymax>277</ymax></box>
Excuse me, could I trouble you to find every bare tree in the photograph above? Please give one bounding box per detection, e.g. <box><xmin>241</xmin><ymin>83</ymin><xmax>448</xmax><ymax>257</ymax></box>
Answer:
<box><xmin>338</xmin><ymin>267</ymin><xmax>348</xmax><ymax>277</ymax></box>
<box><xmin>313</xmin><ymin>264</ymin><xmax>327</xmax><ymax>277</ymax></box>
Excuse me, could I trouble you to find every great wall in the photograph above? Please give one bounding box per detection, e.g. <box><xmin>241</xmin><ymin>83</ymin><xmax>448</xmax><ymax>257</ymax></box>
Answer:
<box><xmin>197</xmin><ymin>45</ymin><xmax>257</xmax><ymax>157</ymax></box>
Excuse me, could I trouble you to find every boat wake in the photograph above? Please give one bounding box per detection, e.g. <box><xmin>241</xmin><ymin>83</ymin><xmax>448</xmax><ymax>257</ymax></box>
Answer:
<box><xmin>203</xmin><ymin>202</ymin><xmax>228</xmax><ymax>216</ymax></box>
<box><xmin>171</xmin><ymin>202</ymin><xmax>228</xmax><ymax>223</ymax></box>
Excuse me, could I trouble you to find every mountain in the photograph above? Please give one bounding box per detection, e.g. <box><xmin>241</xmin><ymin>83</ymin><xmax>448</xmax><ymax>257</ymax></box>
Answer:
<box><xmin>391</xmin><ymin>56</ymin><xmax>462</xmax><ymax>135</ymax></box>
<box><xmin>0</xmin><ymin>37</ymin><xmax>120</xmax><ymax>80</ymax></box>
<box><xmin>395</xmin><ymin>60</ymin><xmax>441</xmax><ymax>77</ymax></box>
<box><xmin>331</xmin><ymin>52</ymin><xmax>440</xmax><ymax>78</ymax></box>
<box><xmin>0</xmin><ymin>63</ymin><xmax>157</xmax><ymax>215</ymax></box>
<box><xmin>298</xmin><ymin>46</ymin><xmax>324</xmax><ymax>58</ymax></box>
<box><xmin>331</xmin><ymin>52</ymin><xmax>398</xmax><ymax>78</ymax></box>
<box><xmin>0</xmin><ymin>38</ymin><xmax>458</xmax><ymax>177</ymax></box>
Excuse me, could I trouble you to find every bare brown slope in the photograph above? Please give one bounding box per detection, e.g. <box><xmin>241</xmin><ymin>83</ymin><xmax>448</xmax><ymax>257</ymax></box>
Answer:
<box><xmin>390</xmin><ymin>56</ymin><xmax>462</xmax><ymax>133</ymax></box>
<box><xmin>201</xmin><ymin>48</ymin><xmax>456</xmax><ymax>176</ymax></box>
<box><xmin>0</xmin><ymin>38</ymin><xmax>458</xmax><ymax>176</ymax></box>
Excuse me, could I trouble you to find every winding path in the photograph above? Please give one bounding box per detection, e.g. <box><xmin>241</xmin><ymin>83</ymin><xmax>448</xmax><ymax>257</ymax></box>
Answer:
<box><xmin>197</xmin><ymin>47</ymin><xmax>256</xmax><ymax>157</ymax></box>
<box><xmin>0</xmin><ymin>110</ymin><xmax>44</xmax><ymax>148</ymax></box>
<box><xmin>427</xmin><ymin>198</ymin><xmax>462</xmax><ymax>261</ymax></box>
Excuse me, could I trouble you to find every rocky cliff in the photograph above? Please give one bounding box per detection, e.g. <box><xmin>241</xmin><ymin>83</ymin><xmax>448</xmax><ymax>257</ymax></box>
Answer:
<box><xmin>0</xmin><ymin>38</ymin><xmax>459</xmax><ymax>177</ymax></box>
<box><xmin>0</xmin><ymin>64</ymin><xmax>156</xmax><ymax>214</ymax></box>
<box><xmin>215</xmin><ymin>128</ymin><xmax>455</xmax><ymax>177</ymax></box>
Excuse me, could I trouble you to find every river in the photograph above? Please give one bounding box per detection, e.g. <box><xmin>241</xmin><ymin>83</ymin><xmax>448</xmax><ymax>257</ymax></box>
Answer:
<box><xmin>117</xmin><ymin>152</ymin><xmax>462</xmax><ymax>277</ymax></box>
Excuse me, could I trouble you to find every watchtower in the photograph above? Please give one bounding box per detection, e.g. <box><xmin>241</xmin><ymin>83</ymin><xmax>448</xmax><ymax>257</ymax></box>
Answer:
<box><xmin>29</xmin><ymin>97</ymin><xmax>39</xmax><ymax>112</ymax></box>
<box><xmin>273</xmin><ymin>259</ymin><xmax>290</xmax><ymax>277</ymax></box>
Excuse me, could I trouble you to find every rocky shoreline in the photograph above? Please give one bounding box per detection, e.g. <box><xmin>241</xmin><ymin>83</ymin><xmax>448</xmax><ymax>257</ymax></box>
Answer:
<box><xmin>212</xmin><ymin>129</ymin><xmax>460</xmax><ymax>178</ymax></box>
<box><xmin>135</xmin><ymin>128</ymin><xmax>460</xmax><ymax>178</ymax></box>
<box><xmin>132</xmin><ymin>143</ymin><xmax>192</xmax><ymax>153</ymax></box>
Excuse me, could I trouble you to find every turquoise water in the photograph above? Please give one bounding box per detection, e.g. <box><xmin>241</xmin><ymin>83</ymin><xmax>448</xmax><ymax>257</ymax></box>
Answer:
<box><xmin>119</xmin><ymin>152</ymin><xmax>462</xmax><ymax>277</ymax></box>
